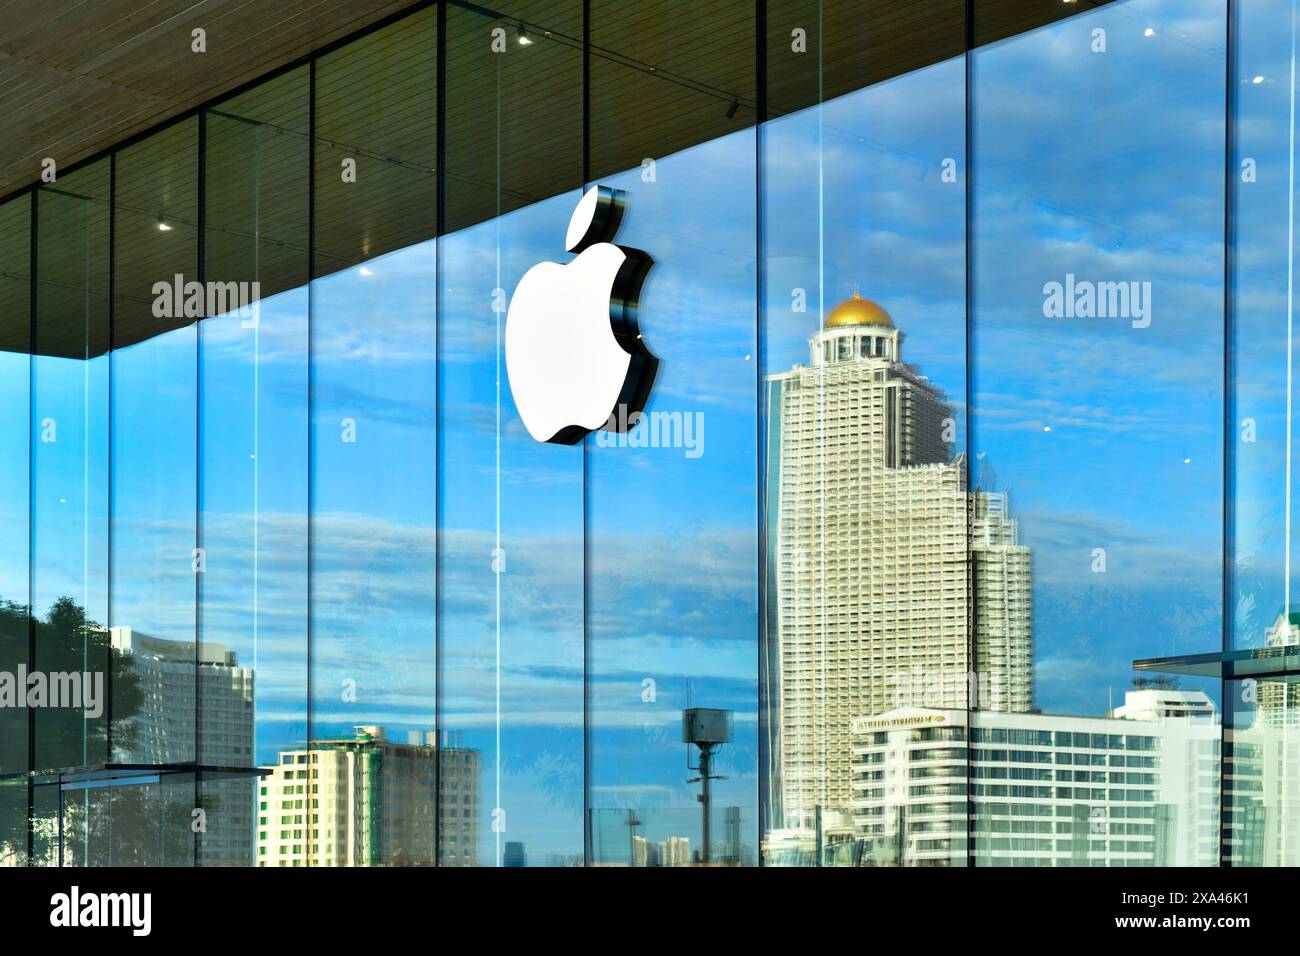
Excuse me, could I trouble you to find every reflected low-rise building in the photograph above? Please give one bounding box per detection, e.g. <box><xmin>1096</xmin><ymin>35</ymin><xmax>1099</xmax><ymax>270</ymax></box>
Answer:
<box><xmin>257</xmin><ymin>725</ymin><xmax>478</xmax><ymax>867</ymax></box>
<box><xmin>630</xmin><ymin>835</ymin><xmax>693</xmax><ymax>867</ymax></box>
<box><xmin>850</xmin><ymin>690</ymin><xmax>1221</xmax><ymax>866</ymax></box>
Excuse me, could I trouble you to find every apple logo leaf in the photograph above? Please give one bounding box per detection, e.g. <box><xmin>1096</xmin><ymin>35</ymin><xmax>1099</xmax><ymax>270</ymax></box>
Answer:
<box><xmin>505</xmin><ymin>184</ymin><xmax>659</xmax><ymax>446</ymax></box>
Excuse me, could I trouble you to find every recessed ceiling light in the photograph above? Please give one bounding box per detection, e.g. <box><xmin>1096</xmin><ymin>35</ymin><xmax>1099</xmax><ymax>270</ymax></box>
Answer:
<box><xmin>516</xmin><ymin>23</ymin><xmax>532</xmax><ymax>45</ymax></box>
<box><xmin>157</xmin><ymin>221</ymin><xmax>173</xmax><ymax>232</ymax></box>
<box><xmin>1144</xmin><ymin>27</ymin><xmax>1156</xmax><ymax>37</ymax></box>
<box><xmin>1253</xmin><ymin>75</ymin><xmax>1265</xmax><ymax>84</ymax></box>
<box><xmin>1043</xmin><ymin>425</ymin><xmax>1052</xmax><ymax>432</ymax></box>
<box><xmin>359</xmin><ymin>266</ymin><xmax>374</xmax><ymax>277</ymax></box>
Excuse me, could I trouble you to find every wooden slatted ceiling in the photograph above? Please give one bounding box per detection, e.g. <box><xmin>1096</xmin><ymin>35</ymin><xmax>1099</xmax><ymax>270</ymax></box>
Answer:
<box><xmin>315</xmin><ymin>6</ymin><xmax>436</xmax><ymax>274</ymax></box>
<box><xmin>443</xmin><ymin>1</ymin><xmax>582</xmax><ymax>230</ymax></box>
<box><xmin>0</xmin><ymin>199</ymin><xmax>28</xmax><ymax>353</ymax></box>
<box><xmin>0</xmin><ymin>0</ymin><xmax>1117</xmax><ymax>357</ymax></box>
<box><xmin>0</xmin><ymin>0</ymin><xmax>418</xmax><ymax>196</ymax></box>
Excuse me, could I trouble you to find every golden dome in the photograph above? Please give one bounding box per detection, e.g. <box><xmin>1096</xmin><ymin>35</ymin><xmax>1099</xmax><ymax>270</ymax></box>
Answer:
<box><xmin>825</xmin><ymin>289</ymin><xmax>894</xmax><ymax>329</ymax></box>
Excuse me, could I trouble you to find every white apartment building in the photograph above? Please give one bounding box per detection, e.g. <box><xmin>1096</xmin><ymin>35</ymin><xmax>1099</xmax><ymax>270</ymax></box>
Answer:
<box><xmin>659</xmin><ymin>835</ymin><xmax>692</xmax><ymax>867</ymax></box>
<box><xmin>257</xmin><ymin>725</ymin><xmax>478</xmax><ymax>867</ymax></box>
<box><xmin>765</xmin><ymin>291</ymin><xmax>1032</xmax><ymax>828</ymax></box>
<box><xmin>629</xmin><ymin>835</ymin><xmax>693</xmax><ymax>867</ymax></box>
<box><xmin>849</xmin><ymin>690</ymin><xmax>1221</xmax><ymax>866</ymax></box>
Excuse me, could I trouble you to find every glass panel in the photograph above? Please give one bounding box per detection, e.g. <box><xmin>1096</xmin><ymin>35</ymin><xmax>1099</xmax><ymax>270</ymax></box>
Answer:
<box><xmin>761</xmin><ymin>0</ymin><xmax>969</xmax><ymax>866</ymax></box>
<box><xmin>308</xmin><ymin>9</ymin><xmax>438</xmax><ymax>868</ymax></box>
<box><xmin>440</xmin><ymin>0</ymin><xmax>586</xmax><ymax>868</ymax></box>
<box><xmin>33</xmin><ymin>161</ymin><xmax>111</xmax><ymax>773</ymax></box>
<box><xmin>0</xmin><ymin>197</ymin><xmax>31</xmax><ymax>784</ymax></box>
<box><xmin>1233</xmin><ymin>0</ymin><xmax>1299</xmax><ymax>650</ymax></box>
<box><xmin>30</xmin><ymin>782</ymin><xmax>59</xmax><ymax>866</ymax></box>
<box><xmin>61</xmin><ymin>774</ymin><xmax>195</xmax><ymax>866</ymax></box>
<box><xmin>587</xmin><ymin>0</ymin><xmax>759</xmax><ymax>867</ymax></box>
<box><xmin>1228</xmin><ymin>0</ymin><xmax>1300</xmax><ymax>864</ymax></box>
<box><xmin>0</xmin><ymin>778</ymin><xmax>26</xmax><ymax>865</ymax></box>
<box><xmin>970</xmin><ymin>0</ymin><xmax>1226</xmax><ymax>865</ymax></box>
<box><xmin>201</xmin><ymin>68</ymin><xmax>311</xmax><ymax>867</ymax></box>
<box><xmin>110</xmin><ymin>120</ymin><xmax>200</xmax><ymax>767</ymax></box>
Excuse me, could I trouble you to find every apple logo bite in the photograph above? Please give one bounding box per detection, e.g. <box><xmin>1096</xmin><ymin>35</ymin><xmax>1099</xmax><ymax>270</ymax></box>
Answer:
<box><xmin>505</xmin><ymin>184</ymin><xmax>658</xmax><ymax>445</ymax></box>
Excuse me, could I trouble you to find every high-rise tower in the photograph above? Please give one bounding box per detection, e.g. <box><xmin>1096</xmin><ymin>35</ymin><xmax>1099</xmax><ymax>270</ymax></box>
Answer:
<box><xmin>763</xmin><ymin>291</ymin><xmax>1032</xmax><ymax>829</ymax></box>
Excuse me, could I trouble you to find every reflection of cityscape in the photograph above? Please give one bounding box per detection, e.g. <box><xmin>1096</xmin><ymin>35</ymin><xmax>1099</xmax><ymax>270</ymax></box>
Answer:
<box><xmin>633</xmin><ymin>834</ymin><xmax>692</xmax><ymax>867</ymax></box>
<box><xmin>762</xmin><ymin>291</ymin><xmax>1300</xmax><ymax>865</ymax></box>
<box><xmin>109</xmin><ymin>626</ymin><xmax>255</xmax><ymax>866</ymax></box>
<box><xmin>6</xmin><ymin>614</ymin><xmax>482</xmax><ymax>866</ymax></box>
<box><xmin>23</xmin><ymin>589</ymin><xmax>1294</xmax><ymax>867</ymax></box>
<box><xmin>589</xmin><ymin>806</ymin><xmax>745</xmax><ymax>866</ymax></box>
<box><xmin>109</xmin><ymin>627</ymin><xmax>255</xmax><ymax>768</ymax></box>
<box><xmin>848</xmin><ymin>689</ymin><xmax>1220</xmax><ymax>866</ymax></box>
<box><xmin>257</xmin><ymin>725</ymin><xmax>479</xmax><ymax>867</ymax></box>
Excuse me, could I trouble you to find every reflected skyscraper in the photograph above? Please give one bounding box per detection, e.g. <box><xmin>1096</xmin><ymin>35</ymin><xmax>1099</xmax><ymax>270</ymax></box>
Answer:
<box><xmin>110</xmin><ymin>626</ymin><xmax>254</xmax><ymax>865</ymax></box>
<box><xmin>109</xmin><ymin>627</ymin><xmax>254</xmax><ymax>766</ymax></box>
<box><xmin>764</xmin><ymin>291</ymin><xmax>1033</xmax><ymax>829</ymax></box>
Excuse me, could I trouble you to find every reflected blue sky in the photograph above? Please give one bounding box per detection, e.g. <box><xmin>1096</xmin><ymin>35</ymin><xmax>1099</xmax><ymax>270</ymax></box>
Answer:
<box><xmin>973</xmin><ymin>0</ymin><xmax>1228</xmax><ymax>712</ymax></box>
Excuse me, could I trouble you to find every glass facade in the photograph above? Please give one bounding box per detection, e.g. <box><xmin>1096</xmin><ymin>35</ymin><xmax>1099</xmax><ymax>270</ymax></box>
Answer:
<box><xmin>0</xmin><ymin>0</ymin><xmax>1297</xmax><ymax>867</ymax></box>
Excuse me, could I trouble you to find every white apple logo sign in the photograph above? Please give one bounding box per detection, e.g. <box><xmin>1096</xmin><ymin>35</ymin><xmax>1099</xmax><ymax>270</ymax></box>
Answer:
<box><xmin>505</xmin><ymin>184</ymin><xmax>658</xmax><ymax>445</ymax></box>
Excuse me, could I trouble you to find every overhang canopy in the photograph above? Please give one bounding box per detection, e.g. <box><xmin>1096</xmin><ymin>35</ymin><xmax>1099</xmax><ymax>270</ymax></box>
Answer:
<box><xmin>0</xmin><ymin>0</ymin><xmax>1114</xmax><ymax>358</ymax></box>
